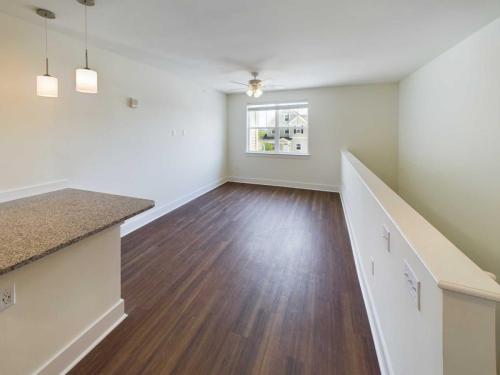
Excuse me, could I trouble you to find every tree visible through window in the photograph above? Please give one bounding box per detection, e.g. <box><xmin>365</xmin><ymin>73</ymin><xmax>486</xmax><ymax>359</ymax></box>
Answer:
<box><xmin>247</xmin><ymin>102</ymin><xmax>309</xmax><ymax>154</ymax></box>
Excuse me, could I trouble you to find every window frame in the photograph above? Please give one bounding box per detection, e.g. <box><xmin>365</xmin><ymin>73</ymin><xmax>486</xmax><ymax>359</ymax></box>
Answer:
<box><xmin>245</xmin><ymin>101</ymin><xmax>310</xmax><ymax>157</ymax></box>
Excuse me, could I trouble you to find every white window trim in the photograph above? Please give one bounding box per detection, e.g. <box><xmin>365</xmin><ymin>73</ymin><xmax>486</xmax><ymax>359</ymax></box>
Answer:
<box><xmin>245</xmin><ymin>151</ymin><xmax>311</xmax><ymax>158</ymax></box>
<box><xmin>245</xmin><ymin>101</ymin><xmax>309</xmax><ymax>156</ymax></box>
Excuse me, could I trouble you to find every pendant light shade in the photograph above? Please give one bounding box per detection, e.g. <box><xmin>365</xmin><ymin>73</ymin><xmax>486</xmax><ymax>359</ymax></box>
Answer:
<box><xmin>37</xmin><ymin>75</ymin><xmax>58</xmax><ymax>97</ymax></box>
<box><xmin>76</xmin><ymin>68</ymin><xmax>98</xmax><ymax>93</ymax></box>
<box><xmin>76</xmin><ymin>0</ymin><xmax>98</xmax><ymax>94</ymax></box>
<box><xmin>36</xmin><ymin>9</ymin><xmax>58</xmax><ymax>98</ymax></box>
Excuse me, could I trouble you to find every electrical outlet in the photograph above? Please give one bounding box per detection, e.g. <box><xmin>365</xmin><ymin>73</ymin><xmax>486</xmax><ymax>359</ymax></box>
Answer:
<box><xmin>404</xmin><ymin>261</ymin><xmax>420</xmax><ymax>311</ymax></box>
<box><xmin>170</xmin><ymin>129</ymin><xmax>176</xmax><ymax>136</ymax></box>
<box><xmin>0</xmin><ymin>284</ymin><xmax>15</xmax><ymax>312</ymax></box>
<box><xmin>382</xmin><ymin>225</ymin><xmax>391</xmax><ymax>252</ymax></box>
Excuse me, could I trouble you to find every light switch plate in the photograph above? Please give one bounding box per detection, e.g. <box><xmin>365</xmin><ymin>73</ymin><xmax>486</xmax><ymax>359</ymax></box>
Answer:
<box><xmin>382</xmin><ymin>225</ymin><xmax>391</xmax><ymax>252</ymax></box>
<box><xmin>404</xmin><ymin>261</ymin><xmax>420</xmax><ymax>310</ymax></box>
<box><xmin>128</xmin><ymin>97</ymin><xmax>138</xmax><ymax>108</ymax></box>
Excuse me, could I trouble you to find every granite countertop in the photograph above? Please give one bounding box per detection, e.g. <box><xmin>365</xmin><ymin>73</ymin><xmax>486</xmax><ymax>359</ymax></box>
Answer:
<box><xmin>0</xmin><ymin>188</ymin><xmax>154</xmax><ymax>276</ymax></box>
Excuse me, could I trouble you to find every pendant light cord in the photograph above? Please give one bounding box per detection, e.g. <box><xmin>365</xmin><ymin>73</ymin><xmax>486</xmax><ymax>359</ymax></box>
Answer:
<box><xmin>84</xmin><ymin>3</ymin><xmax>89</xmax><ymax>69</ymax></box>
<box><xmin>44</xmin><ymin>18</ymin><xmax>49</xmax><ymax>75</ymax></box>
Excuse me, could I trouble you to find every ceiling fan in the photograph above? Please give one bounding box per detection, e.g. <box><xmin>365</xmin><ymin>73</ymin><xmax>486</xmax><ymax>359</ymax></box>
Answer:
<box><xmin>231</xmin><ymin>72</ymin><xmax>274</xmax><ymax>98</ymax></box>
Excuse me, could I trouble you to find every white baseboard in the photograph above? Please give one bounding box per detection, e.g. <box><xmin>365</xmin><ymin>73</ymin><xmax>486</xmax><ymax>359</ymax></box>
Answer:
<box><xmin>120</xmin><ymin>177</ymin><xmax>229</xmax><ymax>237</ymax></box>
<box><xmin>339</xmin><ymin>189</ymin><xmax>392</xmax><ymax>375</ymax></box>
<box><xmin>36</xmin><ymin>299</ymin><xmax>127</xmax><ymax>375</ymax></box>
<box><xmin>0</xmin><ymin>179</ymin><xmax>68</xmax><ymax>203</ymax></box>
<box><xmin>228</xmin><ymin>176</ymin><xmax>339</xmax><ymax>192</ymax></box>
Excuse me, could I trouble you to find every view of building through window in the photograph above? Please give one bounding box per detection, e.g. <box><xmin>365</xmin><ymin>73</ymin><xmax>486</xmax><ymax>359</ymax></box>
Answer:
<box><xmin>247</xmin><ymin>102</ymin><xmax>309</xmax><ymax>154</ymax></box>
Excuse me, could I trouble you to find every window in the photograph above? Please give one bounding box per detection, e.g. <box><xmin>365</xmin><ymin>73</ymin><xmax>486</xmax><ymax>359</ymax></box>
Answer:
<box><xmin>247</xmin><ymin>102</ymin><xmax>309</xmax><ymax>155</ymax></box>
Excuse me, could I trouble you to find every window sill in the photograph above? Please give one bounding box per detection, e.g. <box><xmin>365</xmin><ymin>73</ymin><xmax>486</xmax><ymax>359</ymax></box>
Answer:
<box><xmin>245</xmin><ymin>151</ymin><xmax>311</xmax><ymax>158</ymax></box>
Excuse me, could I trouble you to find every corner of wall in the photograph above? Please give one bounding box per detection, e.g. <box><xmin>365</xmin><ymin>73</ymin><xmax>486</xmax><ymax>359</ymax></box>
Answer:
<box><xmin>223</xmin><ymin>92</ymin><xmax>230</xmax><ymax>179</ymax></box>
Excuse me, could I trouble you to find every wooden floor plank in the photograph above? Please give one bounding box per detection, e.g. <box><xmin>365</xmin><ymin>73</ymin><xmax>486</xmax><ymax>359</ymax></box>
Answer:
<box><xmin>70</xmin><ymin>182</ymin><xmax>380</xmax><ymax>375</ymax></box>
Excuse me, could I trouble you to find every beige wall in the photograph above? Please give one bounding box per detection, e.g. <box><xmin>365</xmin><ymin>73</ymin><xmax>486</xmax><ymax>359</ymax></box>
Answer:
<box><xmin>0</xmin><ymin>227</ymin><xmax>122</xmax><ymax>375</ymax></box>
<box><xmin>399</xmin><ymin>17</ymin><xmax>500</xmax><ymax>365</ymax></box>
<box><xmin>0</xmin><ymin>12</ymin><xmax>227</xmax><ymax>207</ymax></box>
<box><xmin>227</xmin><ymin>84</ymin><xmax>399</xmax><ymax>190</ymax></box>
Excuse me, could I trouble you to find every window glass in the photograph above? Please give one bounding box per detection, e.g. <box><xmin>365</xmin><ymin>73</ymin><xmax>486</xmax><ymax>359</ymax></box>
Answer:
<box><xmin>248</xmin><ymin>109</ymin><xmax>276</xmax><ymax>128</ymax></box>
<box><xmin>248</xmin><ymin>128</ymin><xmax>276</xmax><ymax>152</ymax></box>
<box><xmin>247</xmin><ymin>103</ymin><xmax>309</xmax><ymax>155</ymax></box>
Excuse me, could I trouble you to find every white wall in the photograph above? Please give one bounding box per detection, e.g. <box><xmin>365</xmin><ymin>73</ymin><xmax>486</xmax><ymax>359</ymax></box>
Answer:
<box><xmin>0</xmin><ymin>13</ymin><xmax>227</xmax><ymax>210</ymax></box>
<box><xmin>227</xmin><ymin>84</ymin><xmax>399</xmax><ymax>191</ymax></box>
<box><xmin>399</xmin><ymin>17</ymin><xmax>500</xmax><ymax>366</ymax></box>
<box><xmin>342</xmin><ymin>153</ymin><xmax>443</xmax><ymax>375</ymax></box>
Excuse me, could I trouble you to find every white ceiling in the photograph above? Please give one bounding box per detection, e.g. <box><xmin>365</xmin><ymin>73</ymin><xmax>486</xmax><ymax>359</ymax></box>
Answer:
<box><xmin>2</xmin><ymin>0</ymin><xmax>500</xmax><ymax>93</ymax></box>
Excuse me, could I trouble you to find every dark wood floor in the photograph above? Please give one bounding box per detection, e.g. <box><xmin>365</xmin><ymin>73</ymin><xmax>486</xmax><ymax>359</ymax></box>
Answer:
<box><xmin>70</xmin><ymin>182</ymin><xmax>379</xmax><ymax>375</ymax></box>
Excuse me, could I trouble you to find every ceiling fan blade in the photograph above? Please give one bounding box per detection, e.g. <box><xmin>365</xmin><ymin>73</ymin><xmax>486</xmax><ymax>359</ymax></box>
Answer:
<box><xmin>263</xmin><ymin>84</ymin><xmax>284</xmax><ymax>89</ymax></box>
<box><xmin>230</xmin><ymin>81</ymin><xmax>249</xmax><ymax>86</ymax></box>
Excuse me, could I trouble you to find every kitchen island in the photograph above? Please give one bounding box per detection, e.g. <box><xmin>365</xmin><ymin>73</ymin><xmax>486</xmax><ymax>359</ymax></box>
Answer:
<box><xmin>0</xmin><ymin>189</ymin><xmax>154</xmax><ymax>375</ymax></box>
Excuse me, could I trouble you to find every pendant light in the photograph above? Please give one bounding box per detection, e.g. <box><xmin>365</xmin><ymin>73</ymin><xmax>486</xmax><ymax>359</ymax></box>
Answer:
<box><xmin>75</xmin><ymin>0</ymin><xmax>98</xmax><ymax>94</ymax></box>
<box><xmin>36</xmin><ymin>9</ymin><xmax>58</xmax><ymax>98</ymax></box>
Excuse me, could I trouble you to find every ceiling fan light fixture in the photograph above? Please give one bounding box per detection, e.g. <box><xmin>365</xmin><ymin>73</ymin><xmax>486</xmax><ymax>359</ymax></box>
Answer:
<box><xmin>246</xmin><ymin>81</ymin><xmax>263</xmax><ymax>98</ymax></box>
<box><xmin>239</xmin><ymin>72</ymin><xmax>265</xmax><ymax>98</ymax></box>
